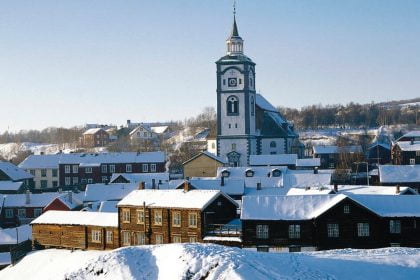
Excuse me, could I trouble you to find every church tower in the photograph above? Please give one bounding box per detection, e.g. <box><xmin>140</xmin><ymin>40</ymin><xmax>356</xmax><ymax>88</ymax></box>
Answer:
<box><xmin>216</xmin><ymin>11</ymin><xmax>257</xmax><ymax>166</ymax></box>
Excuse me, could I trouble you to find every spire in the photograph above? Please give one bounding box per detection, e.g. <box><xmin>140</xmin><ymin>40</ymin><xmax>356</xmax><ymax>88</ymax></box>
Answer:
<box><xmin>226</xmin><ymin>0</ymin><xmax>243</xmax><ymax>55</ymax></box>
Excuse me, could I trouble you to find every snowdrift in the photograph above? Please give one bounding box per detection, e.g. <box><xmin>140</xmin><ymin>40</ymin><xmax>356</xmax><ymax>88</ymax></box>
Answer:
<box><xmin>1</xmin><ymin>244</ymin><xmax>420</xmax><ymax>279</ymax></box>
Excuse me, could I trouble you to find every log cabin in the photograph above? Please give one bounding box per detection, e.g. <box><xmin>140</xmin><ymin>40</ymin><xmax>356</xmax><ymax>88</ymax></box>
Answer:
<box><xmin>117</xmin><ymin>182</ymin><xmax>239</xmax><ymax>246</ymax></box>
<box><xmin>31</xmin><ymin>210</ymin><xmax>118</xmax><ymax>250</ymax></box>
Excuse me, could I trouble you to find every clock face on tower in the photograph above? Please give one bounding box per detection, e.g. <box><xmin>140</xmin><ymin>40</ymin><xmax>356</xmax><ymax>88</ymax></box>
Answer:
<box><xmin>228</xmin><ymin>78</ymin><xmax>237</xmax><ymax>87</ymax></box>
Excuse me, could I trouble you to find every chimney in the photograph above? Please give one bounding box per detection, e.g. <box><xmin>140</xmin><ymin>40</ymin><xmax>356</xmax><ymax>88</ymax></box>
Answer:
<box><xmin>58</xmin><ymin>188</ymin><xmax>62</xmax><ymax>193</ymax></box>
<box><xmin>138</xmin><ymin>181</ymin><xmax>145</xmax><ymax>190</ymax></box>
<box><xmin>152</xmin><ymin>179</ymin><xmax>156</xmax><ymax>189</ymax></box>
<box><xmin>314</xmin><ymin>167</ymin><xmax>318</xmax><ymax>174</ymax></box>
<box><xmin>396</xmin><ymin>185</ymin><xmax>401</xmax><ymax>194</ymax></box>
<box><xmin>257</xmin><ymin>182</ymin><xmax>262</xmax><ymax>190</ymax></box>
<box><xmin>25</xmin><ymin>190</ymin><xmax>31</xmax><ymax>205</ymax></box>
<box><xmin>68</xmin><ymin>192</ymin><xmax>73</xmax><ymax>204</ymax></box>
<box><xmin>183</xmin><ymin>180</ymin><xmax>191</xmax><ymax>192</ymax></box>
<box><xmin>221</xmin><ymin>176</ymin><xmax>225</xmax><ymax>186</ymax></box>
<box><xmin>333</xmin><ymin>184</ymin><xmax>338</xmax><ymax>192</ymax></box>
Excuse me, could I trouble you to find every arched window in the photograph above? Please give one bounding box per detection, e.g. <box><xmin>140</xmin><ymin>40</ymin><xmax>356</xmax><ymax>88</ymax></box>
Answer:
<box><xmin>251</xmin><ymin>96</ymin><xmax>255</xmax><ymax>116</ymax></box>
<box><xmin>270</xmin><ymin>141</ymin><xmax>277</xmax><ymax>148</ymax></box>
<box><xmin>227</xmin><ymin>96</ymin><xmax>239</xmax><ymax>115</ymax></box>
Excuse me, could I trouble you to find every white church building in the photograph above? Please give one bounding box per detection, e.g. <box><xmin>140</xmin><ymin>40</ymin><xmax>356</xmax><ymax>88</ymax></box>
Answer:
<box><xmin>216</xmin><ymin>14</ymin><xmax>301</xmax><ymax>167</ymax></box>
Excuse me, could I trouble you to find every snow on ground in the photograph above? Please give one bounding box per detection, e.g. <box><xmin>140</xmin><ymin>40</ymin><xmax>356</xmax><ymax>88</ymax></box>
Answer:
<box><xmin>1</xmin><ymin>244</ymin><xmax>420</xmax><ymax>279</ymax></box>
<box><xmin>0</xmin><ymin>142</ymin><xmax>76</xmax><ymax>160</ymax></box>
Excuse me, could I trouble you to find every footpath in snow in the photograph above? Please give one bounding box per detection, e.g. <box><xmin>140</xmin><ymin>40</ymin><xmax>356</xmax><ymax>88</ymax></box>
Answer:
<box><xmin>1</xmin><ymin>244</ymin><xmax>420</xmax><ymax>280</ymax></box>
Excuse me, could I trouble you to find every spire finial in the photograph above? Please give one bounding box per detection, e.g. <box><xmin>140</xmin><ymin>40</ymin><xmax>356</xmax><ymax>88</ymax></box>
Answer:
<box><xmin>233</xmin><ymin>0</ymin><xmax>236</xmax><ymax>16</ymax></box>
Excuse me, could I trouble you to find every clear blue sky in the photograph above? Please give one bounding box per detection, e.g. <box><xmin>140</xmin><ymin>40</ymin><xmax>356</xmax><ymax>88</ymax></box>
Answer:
<box><xmin>1</xmin><ymin>0</ymin><xmax>419</xmax><ymax>131</ymax></box>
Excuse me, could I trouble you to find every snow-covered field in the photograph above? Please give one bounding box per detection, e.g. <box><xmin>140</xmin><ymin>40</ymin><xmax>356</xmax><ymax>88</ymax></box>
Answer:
<box><xmin>1</xmin><ymin>244</ymin><xmax>420</xmax><ymax>279</ymax></box>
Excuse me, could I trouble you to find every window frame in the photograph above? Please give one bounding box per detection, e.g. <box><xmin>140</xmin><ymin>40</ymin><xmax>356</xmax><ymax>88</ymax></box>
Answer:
<box><xmin>150</xmin><ymin>164</ymin><xmax>157</xmax><ymax>173</ymax></box>
<box><xmin>327</xmin><ymin>223</ymin><xmax>339</xmax><ymax>238</ymax></box>
<box><xmin>109</xmin><ymin>165</ymin><xmax>116</xmax><ymax>173</ymax></box>
<box><xmin>172</xmin><ymin>211</ymin><xmax>181</xmax><ymax>227</ymax></box>
<box><xmin>92</xmin><ymin>230</ymin><xmax>102</xmax><ymax>243</ymax></box>
<box><xmin>85</xmin><ymin>167</ymin><xmax>92</xmax><ymax>174</ymax></box>
<box><xmin>288</xmin><ymin>224</ymin><xmax>301</xmax><ymax>239</ymax></box>
<box><xmin>154</xmin><ymin>209</ymin><xmax>162</xmax><ymax>225</ymax></box>
<box><xmin>126</xmin><ymin>164</ymin><xmax>132</xmax><ymax>173</ymax></box>
<box><xmin>101</xmin><ymin>165</ymin><xmax>108</xmax><ymax>173</ymax></box>
<box><xmin>17</xmin><ymin>208</ymin><xmax>26</xmax><ymax>218</ymax></box>
<box><xmin>5</xmin><ymin>209</ymin><xmax>13</xmax><ymax>218</ymax></box>
<box><xmin>122</xmin><ymin>231</ymin><xmax>131</xmax><ymax>246</ymax></box>
<box><xmin>122</xmin><ymin>209</ymin><xmax>131</xmax><ymax>223</ymax></box>
<box><xmin>188</xmin><ymin>212</ymin><xmax>197</xmax><ymax>228</ymax></box>
<box><xmin>155</xmin><ymin>234</ymin><xmax>164</xmax><ymax>244</ymax></box>
<box><xmin>72</xmin><ymin>165</ymin><xmax>79</xmax><ymax>174</ymax></box>
<box><xmin>390</xmin><ymin>220</ymin><xmax>401</xmax><ymax>234</ymax></box>
<box><xmin>142</xmin><ymin>164</ymin><xmax>149</xmax><ymax>173</ymax></box>
<box><xmin>65</xmin><ymin>165</ymin><xmax>71</xmax><ymax>174</ymax></box>
<box><xmin>357</xmin><ymin>222</ymin><xmax>370</xmax><ymax>237</ymax></box>
<box><xmin>172</xmin><ymin>234</ymin><xmax>182</xmax><ymax>243</ymax></box>
<box><xmin>106</xmin><ymin>231</ymin><xmax>113</xmax><ymax>244</ymax></box>
<box><xmin>256</xmin><ymin>224</ymin><xmax>269</xmax><ymax>239</ymax></box>
<box><xmin>136</xmin><ymin>209</ymin><xmax>145</xmax><ymax>224</ymax></box>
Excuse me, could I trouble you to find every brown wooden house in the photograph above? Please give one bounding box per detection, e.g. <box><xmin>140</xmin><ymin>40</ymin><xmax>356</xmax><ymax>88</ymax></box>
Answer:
<box><xmin>81</xmin><ymin>128</ymin><xmax>110</xmax><ymax>148</ymax></box>
<box><xmin>117</xmin><ymin>184</ymin><xmax>239</xmax><ymax>246</ymax></box>
<box><xmin>31</xmin><ymin>210</ymin><xmax>119</xmax><ymax>250</ymax></box>
<box><xmin>391</xmin><ymin>141</ymin><xmax>420</xmax><ymax>165</ymax></box>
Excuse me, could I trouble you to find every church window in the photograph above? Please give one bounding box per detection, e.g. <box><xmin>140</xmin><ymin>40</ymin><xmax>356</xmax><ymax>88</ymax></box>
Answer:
<box><xmin>251</xmin><ymin>96</ymin><xmax>255</xmax><ymax>116</ymax></box>
<box><xmin>227</xmin><ymin>96</ymin><xmax>239</xmax><ymax>115</ymax></box>
<box><xmin>250</xmin><ymin>77</ymin><xmax>253</xmax><ymax>87</ymax></box>
<box><xmin>270</xmin><ymin>141</ymin><xmax>277</xmax><ymax>148</ymax></box>
<box><xmin>235</xmin><ymin>123</ymin><xmax>238</xmax><ymax>128</ymax></box>
<box><xmin>232</xmin><ymin>143</ymin><xmax>236</xmax><ymax>151</ymax></box>
<box><xmin>229</xmin><ymin>124</ymin><xmax>231</xmax><ymax>129</ymax></box>
<box><xmin>239</xmin><ymin>78</ymin><xmax>242</xmax><ymax>85</ymax></box>
<box><xmin>223</xmin><ymin>79</ymin><xmax>226</xmax><ymax>85</ymax></box>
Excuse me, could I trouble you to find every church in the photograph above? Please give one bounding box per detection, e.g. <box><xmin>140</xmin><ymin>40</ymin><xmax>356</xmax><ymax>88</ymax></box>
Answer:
<box><xmin>216</xmin><ymin>14</ymin><xmax>301</xmax><ymax>167</ymax></box>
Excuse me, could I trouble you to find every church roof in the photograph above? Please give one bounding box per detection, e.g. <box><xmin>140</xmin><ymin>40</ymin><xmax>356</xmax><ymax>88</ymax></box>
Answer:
<box><xmin>231</xmin><ymin>16</ymin><xmax>240</xmax><ymax>37</ymax></box>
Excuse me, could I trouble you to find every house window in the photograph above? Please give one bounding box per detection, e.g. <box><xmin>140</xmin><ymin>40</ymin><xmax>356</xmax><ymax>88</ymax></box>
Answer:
<box><xmin>17</xmin><ymin>209</ymin><xmax>26</xmax><ymax>218</ymax></box>
<box><xmin>52</xmin><ymin>181</ymin><xmax>58</xmax><ymax>187</ymax></box>
<box><xmin>357</xmin><ymin>223</ymin><xmax>370</xmax><ymax>237</ymax></box>
<box><xmin>87</xmin><ymin>179</ymin><xmax>93</xmax><ymax>184</ymax></box>
<box><xmin>245</xmin><ymin>170</ymin><xmax>254</xmax><ymax>177</ymax></box>
<box><xmin>327</xmin><ymin>223</ymin><xmax>339</xmax><ymax>238</ymax></box>
<box><xmin>5</xmin><ymin>209</ymin><xmax>13</xmax><ymax>218</ymax></box>
<box><xmin>150</xmin><ymin>164</ymin><xmax>157</xmax><ymax>173</ymax></box>
<box><xmin>133</xmin><ymin>232</ymin><xmax>146</xmax><ymax>245</ymax></box>
<box><xmin>41</xmin><ymin>169</ymin><xmax>47</xmax><ymax>177</ymax></box>
<box><xmin>188</xmin><ymin>213</ymin><xmax>197</xmax><ymax>227</ymax></box>
<box><xmin>106</xmin><ymin>231</ymin><xmax>113</xmax><ymax>244</ymax></box>
<box><xmin>143</xmin><ymin>132</ymin><xmax>147</xmax><ymax>137</ymax></box>
<box><xmin>122</xmin><ymin>231</ymin><xmax>131</xmax><ymax>246</ymax></box>
<box><xmin>109</xmin><ymin>165</ymin><xmax>115</xmax><ymax>173</ymax></box>
<box><xmin>189</xmin><ymin>236</ymin><xmax>197</xmax><ymax>243</ymax></box>
<box><xmin>288</xmin><ymin>224</ymin><xmax>301</xmax><ymax>239</ymax></box>
<box><xmin>85</xmin><ymin>167</ymin><xmax>92</xmax><ymax>173</ymax></box>
<box><xmin>416</xmin><ymin>151</ymin><xmax>420</xmax><ymax>157</ymax></box>
<box><xmin>156</xmin><ymin>234</ymin><xmax>164</xmax><ymax>244</ymax></box>
<box><xmin>52</xmin><ymin>169</ymin><xmax>58</xmax><ymax>177</ymax></box>
<box><xmin>270</xmin><ymin>141</ymin><xmax>276</xmax><ymax>148</ymax></box>
<box><xmin>329</xmin><ymin>163</ymin><xmax>335</xmax><ymax>169</ymax></box>
<box><xmin>73</xmin><ymin>177</ymin><xmax>78</xmax><ymax>185</ymax></box>
<box><xmin>227</xmin><ymin>96</ymin><xmax>239</xmax><ymax>115</ymax></box>
<box><xmin>65</xmin><ymin>165</ymin><xmax>71</xmax><ymax>174</ymax></box>
<box><xmin>137</xmin><ymin>210</ymin><xmax>145</xmax><ymax>224</ymax></box>
<box><xmin>92</xmin><ymin>230</ymin><xmax>101</xmax><ymax>243</ymax></box>
<box><xmin>256</xmin><ymin>224</ymin><xmax>269</xmax><ymax>239</ymax></box>
<box><xmin>101</xmin><ymin>165</ymin><xmax>107</xmax><ymax>173</ymax></box>
<box><xmin>410</xmin><ymin>158</ymin><xmax>416</xmax><ymax>165</ymax></box>
<box><xmin>72</xmin><ymin>165</ymin><xmax>78</xmax><ymax>173</ymax></box>
<box><xmin>172</xmin><ymin>211</ymin><xmax>181</xmax><ymax>227</ymax></box>
<box><xmin>102</xmin><ymin>176</ymin><xmax>108</xmax><ymax>183</ymax></box>
<box><xmin>126</xmin><ymin>164</ymin><xmax>132</xmax><ymax>173</ymax></box>
<box><xmin>65</xmin><ymin>177</ymin><xmax>71</xmax><ymax>186</ymax></box>
<box><xmin>40</xmin><ymin>180</ymin><xmax>48</xmax><ymax>188</ymax></box>
<box><xmin>122</xmin><ymin>209</ymin><xmax>130</xmax><ymax>223</ymax></box>
<box><xmin>142</xmin><ymin>164</ymin><xmax>149</xmax><ymax>172</ymax></box>
<box><xmin>154</xmin><ymin>210</ymin><xmax>162</xmax><ymax>225</ymax></box>
<box><xmin>172</xmin><ymin>235</ymin><xmax>182</xmax><ymax>243</ymax></box>
<box><xmin>390</xmin><ymin>220</ymin><xmax>401</xmax><ymax>234</ymax></box>
<box><xmin>29</xmin><ymin>169</ymin><xmax>36</xmax><ymax>176</ymax></box>
<box><xmin>343</xmin><ymin>205</ymin><xmax>350</xmax><ymax>214</ymax></box>
<box><xmin>34</xmin><ymin>208</ymin><xmax>42</xmax><ymax>217</ymax></box>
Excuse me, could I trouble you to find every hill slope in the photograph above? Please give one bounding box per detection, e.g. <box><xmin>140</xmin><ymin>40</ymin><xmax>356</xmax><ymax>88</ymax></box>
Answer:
<box><xmin>1</xmin><ymin>244</ymin><xmax>420</xmax><ymax>279</ymax></box>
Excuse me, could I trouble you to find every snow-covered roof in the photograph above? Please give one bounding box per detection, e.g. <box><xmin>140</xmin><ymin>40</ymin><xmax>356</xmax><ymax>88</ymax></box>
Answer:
<box><xmin>313</xmin><ymin>145</ymin><xmax>363</xmax><ymax>154</ymax></box>
<box><xmin>98</xmin><ymin>201</ymin><xmax>119</xmax><ymax>213</ymax></box>
<box><xmin>335</xmin><ymin>185</ymin><xmax>417</xmax><ymax>195</ymax></box>
<box><xmin>241</xmin><ymin>194</ymin><xmax>347</xmax><ymax>220</ymax></box>
<box><xmin>397</xmin><ymin>130</ymin><xmax>420</xmax><ymax>140</ymax></box>
<box><xmin>379</xmin><ymin>165</ymin><xmax>420</xmax><ymax>183</ymax></box>
<box><xmin>109</xmin><ymin>172</ymin><xmax>169</xmax><ymax>185</ymax></box>
<box><xmin>283</xmin><ymin>173</ymin><xmax>331</xmax><ymax>188</ymax></box>
<box><xmin>295</xmin><ymin>158</ymin><xmax>321</xmax><ymax>167</ymax></box>
<box><xmin>395</xmin><ymin>141</ymin><xmax>420</xmax><ymax>151</ymax></box>
<box><xmin>0</xmin><ymin>181</ymin><xmax>24</xmax><ymax>192</ymax></box>
<box><xmin>0</xmin><ymin>161</ymin><xmax>33</xmax><ymax>181</ymax></box>
<box><xmin>44</xmin><ymin>192</ymin><xmax>83</xmax><ymax>210</ymax></box>
<box><xmin>244</xmin><ymin>187</ymin><xmax>290</xmax><ymax>196</ymax></box>
<box><xmin>118</xmin><ymin>189</ymin><xmax>238</xmax><ymax>210</ymax></box>
<box><xmin>83</xmin><ymin>128</ymin><xmax>105</xmax><ymax>135</ymax></box>
<box><xmin>217</xmin><ymin>166</ymin><xmax>288</xmax><ymax>179</ymax></box>
<box><xmin>31</xmin><ymin>210</ymin><xmax>118</xmax><ymax>227</ymax></box>
<box><xmin>286</xmin><ymin>187</ymin><xmax>334</xmax><ymax>196</ymax></box>
<box><xmin>150</xmin><ymin>126</ymin><xmax>169</xmax><ymax>134</ymax></box>
<box><xmin>0</xmin><ymin>225</ymin><xmax>31</xmax><ymax>245</ymax></box>
<box><xmin>3</xmin><ymin>192</ymin><xmax>62</xmax><ymax>208</ymax></box>
<box><xmin>175</xmin><ymin>178</ymin><xmax>245</xmax><ymax>196</ymax></box>
<box><xmin>183</xmin><ymin>151</ymin><xmax>228</xmax><ymax>165</ymax></box>
<box><xmin>255</xmin><ymin>94</ymin><xmax>278</xmax><ymax>112</ymax></box>
<box><xmin>19</xmin><ymin>152</ymin><xmax>165</xmax><ymax>169</ymax></box>
<box><xmin>351</xmin><ymin>195</ymin><xmax>420</xmax><ymax>217</ymax></box>
<box><xmin>84</xmin><ymin>183</ymin><xmax>138</xmax><ymax>202</ymax></box>
<box><xmin>249</xmin><ymin>154</ymin><xmax>297</xmax><ymax>166</ymax></box>
<box><xmin>129</xmin><ymin>124</ymin><xmax>154</xmax><ymax>136</ymax></box>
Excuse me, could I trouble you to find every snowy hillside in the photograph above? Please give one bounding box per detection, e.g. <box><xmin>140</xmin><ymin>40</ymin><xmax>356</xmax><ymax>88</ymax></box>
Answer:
<box><xmin>0</xmin><ymin>142</ymin><xmax>76</xmax><ymax>160</ymax></box>
<box><xmin>1</xmin><ymin>244</ymin><xmax>420</xmax><ymax>279</ymax></box>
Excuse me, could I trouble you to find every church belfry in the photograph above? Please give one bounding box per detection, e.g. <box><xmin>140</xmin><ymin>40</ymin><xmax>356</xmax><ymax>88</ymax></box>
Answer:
<box><xmin>216</xmin><ymin>8</ymin><xmax>257</xmax><ymax>167</ymax></box>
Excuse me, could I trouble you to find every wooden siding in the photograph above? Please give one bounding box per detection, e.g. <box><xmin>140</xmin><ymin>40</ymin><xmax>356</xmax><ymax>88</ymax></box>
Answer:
<box><xmin>183</xmin><ymin>154</ymin><xmax>225</xmax><ymax>178</ymax></box>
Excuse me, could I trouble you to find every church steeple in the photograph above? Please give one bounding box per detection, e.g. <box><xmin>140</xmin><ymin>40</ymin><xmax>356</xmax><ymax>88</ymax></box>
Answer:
<box><xmin>226</xmin><ymin>2</ymin><xmax>243</xmax><ymax>55</ymax></box>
